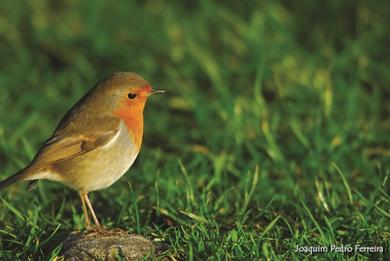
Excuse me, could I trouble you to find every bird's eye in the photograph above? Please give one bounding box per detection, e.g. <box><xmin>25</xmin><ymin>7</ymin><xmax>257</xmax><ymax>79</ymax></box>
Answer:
<box><xmin>127</xmin><ymin>93</ymin><xmax>137</xmax><ymax>99</ymax></box>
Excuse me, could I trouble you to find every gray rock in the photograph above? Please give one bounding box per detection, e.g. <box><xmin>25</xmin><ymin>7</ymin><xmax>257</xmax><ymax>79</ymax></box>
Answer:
<box><xmin>61</xmin><ymin>229</ymin><xmax>158</xmax><ymax>260</ymax></box>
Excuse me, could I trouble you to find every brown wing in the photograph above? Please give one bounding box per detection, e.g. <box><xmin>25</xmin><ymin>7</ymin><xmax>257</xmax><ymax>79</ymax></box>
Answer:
<box><xmin>30</xmin><ymin>115</ymin><xmax>121</xmax><ymax>168</ymax></box>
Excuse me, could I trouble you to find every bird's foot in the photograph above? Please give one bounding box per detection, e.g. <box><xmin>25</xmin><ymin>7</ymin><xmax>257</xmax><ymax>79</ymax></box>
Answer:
<box><xmin>85</xmin><ymin>224</ymin><xmax>104</xmax><ymax>233</ymax></box>
<box><xmin>86</xmin><ymin>225</ymin><xmax>120</xmax><ymax>236</ymax></box>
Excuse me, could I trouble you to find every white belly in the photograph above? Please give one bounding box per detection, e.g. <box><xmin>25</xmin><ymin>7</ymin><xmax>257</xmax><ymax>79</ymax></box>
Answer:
<box><xmin>83</xmin><ymin>121</ymin><xmax>139</xmax><ymax>191</ymax></box>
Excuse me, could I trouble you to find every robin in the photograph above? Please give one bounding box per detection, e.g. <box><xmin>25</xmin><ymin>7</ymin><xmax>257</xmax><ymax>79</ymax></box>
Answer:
<box><xmin>0</xmin><ymin>72</ymin><xmax>164</xmax><ymax>229</ymax></box>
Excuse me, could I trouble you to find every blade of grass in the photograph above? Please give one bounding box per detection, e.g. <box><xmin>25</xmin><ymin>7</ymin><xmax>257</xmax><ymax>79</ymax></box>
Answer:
<box><xmin>1</xmin><ymin>198</ymin><xmax>25</xmax><ymax>222</ymax></box>
<box><xmin>240</xmin><ymin>166</ymin><xmax>259</xmax><ymax>214</ymax></box>
<box><xmin>299</xmin><ymin>198</ymin><xmax>328</xmax><ymax>243</ymax></box>
<box><xmin>259</xmin><ymin>215</ymin><xmax>281</xmax><ymax>239</ymax></box>
<box><xmin>331</xmin><ymin>162</ymin><xmax>353</xmax><ymax>205</ymax></box>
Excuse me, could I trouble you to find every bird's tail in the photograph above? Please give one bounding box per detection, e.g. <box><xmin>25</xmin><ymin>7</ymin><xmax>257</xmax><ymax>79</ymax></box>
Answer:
<box><xmin>0</xmin><ymin>170</ymin><xmax>26</xmax><ymax>191</ymax></box>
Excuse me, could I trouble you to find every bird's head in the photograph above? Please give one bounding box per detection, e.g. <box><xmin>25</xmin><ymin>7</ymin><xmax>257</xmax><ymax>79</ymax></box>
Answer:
<box><xmin>85</xmin><ymin>72</ymin><xmax>164</xmax><ymax>147</ymax></box>
<box><xmin>101</xmin><ymin>72</ymin><xmax>164</xmax><ymax>112</ymax></box>
<box><xmin>85</xmin><ymin>72</ymin><xmax>163</xmax><ymax>115</ymax></box>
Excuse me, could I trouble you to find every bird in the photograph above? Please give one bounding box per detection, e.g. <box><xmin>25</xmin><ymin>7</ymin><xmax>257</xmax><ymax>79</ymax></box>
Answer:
<box><xmin>0</xmin><ymin>72</ymin><xmax>164</xmax><ymax>230</ymax></box>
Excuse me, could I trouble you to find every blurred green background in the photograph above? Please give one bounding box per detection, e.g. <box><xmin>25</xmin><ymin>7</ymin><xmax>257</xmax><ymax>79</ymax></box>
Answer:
<box><xmin>0</xmin><ymin>0</ymin><xmax>389</xmax><ymax>259</ymax></box>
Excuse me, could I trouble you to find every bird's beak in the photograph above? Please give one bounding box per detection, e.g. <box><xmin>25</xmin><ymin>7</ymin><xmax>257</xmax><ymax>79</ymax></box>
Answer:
<box><xmin>149</xmin><ymin>89</ymin><xmax>165</xmax><ymax>96</ymax></box>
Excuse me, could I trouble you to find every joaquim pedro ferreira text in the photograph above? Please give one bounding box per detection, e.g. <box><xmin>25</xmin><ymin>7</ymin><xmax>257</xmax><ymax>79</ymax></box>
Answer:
<box><xmin>295</xmin><ymin>244</ymin><xmax>383</xmax><ymax>255</ymax></box>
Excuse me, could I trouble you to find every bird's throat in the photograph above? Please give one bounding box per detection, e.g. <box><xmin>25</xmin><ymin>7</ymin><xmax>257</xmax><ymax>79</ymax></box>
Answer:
<box><xmin>113</xmin><ymin>106</ymin><xmax>144</xmax><ymax>150</ymax></box>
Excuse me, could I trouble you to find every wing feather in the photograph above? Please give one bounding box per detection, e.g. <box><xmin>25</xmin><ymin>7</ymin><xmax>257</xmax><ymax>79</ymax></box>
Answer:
<box><xmin>30</xmin><ymin>116</ymin><xmax>121</xmax><ymax>168</ymax></box>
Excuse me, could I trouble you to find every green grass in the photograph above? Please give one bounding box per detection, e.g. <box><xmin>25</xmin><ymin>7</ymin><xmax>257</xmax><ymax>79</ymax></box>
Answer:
<box><xmin>0</xmin><ymin>0</ymin><xmax>389</xmax><ymax>260</ymax></box>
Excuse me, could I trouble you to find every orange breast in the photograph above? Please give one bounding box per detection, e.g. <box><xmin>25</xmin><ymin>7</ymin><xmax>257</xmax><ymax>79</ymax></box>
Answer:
<box><xmin>113</xmin><ymin>105</ymin><xmax>144</xmax><ymax>150</ymax></box>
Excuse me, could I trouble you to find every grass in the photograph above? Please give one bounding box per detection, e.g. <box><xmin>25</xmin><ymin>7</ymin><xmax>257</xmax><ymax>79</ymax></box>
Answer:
<box><xmin>0</xmin><ymin>0</ymin><xmax>389</xmax><ymax>260</ymax></box>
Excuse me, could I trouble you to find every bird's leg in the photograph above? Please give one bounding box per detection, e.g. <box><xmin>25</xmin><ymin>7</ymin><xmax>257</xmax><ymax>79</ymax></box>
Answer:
<box><xmin>82</xmin><ymin>192</ymin><xmax>101</xmax><ymax>230</ymax></box>
<box><xmin>79</xmin><ymin>192</ymin><xmax>91</xmax><ymax>228</ymax></box>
